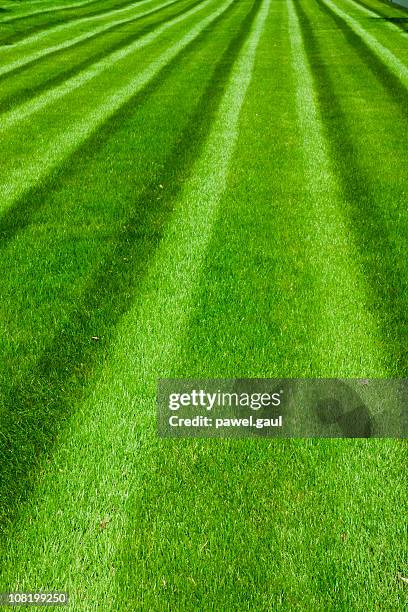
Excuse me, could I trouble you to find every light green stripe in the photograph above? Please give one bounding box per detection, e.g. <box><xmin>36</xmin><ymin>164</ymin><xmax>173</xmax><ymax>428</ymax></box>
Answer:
<box><xmin>288</xmin><ymin>0</ymin><xmax>384</xmax><ymax>375</ymax></box>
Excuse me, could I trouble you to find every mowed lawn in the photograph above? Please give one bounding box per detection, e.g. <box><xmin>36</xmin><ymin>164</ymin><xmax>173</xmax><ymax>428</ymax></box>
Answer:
<box><xmin>0</xmin><ymin>0</ymin><xmax>407</xmax><ymax>609</ymax></box>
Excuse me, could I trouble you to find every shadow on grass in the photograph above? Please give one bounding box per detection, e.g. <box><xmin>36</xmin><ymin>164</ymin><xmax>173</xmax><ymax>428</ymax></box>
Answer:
<box><xmin>367</xmin><ymin>15</ymin><xmax>408</xmax><ymax>31</ymax></box>
<box><xmin>351</xmin><ymin>0</ymin><xmax>408</xmax><ymax>32</ymax></box>
<box><xmin>0</xmin><ymin>0</ymin><xmax>261</xmax><ymax>533</ymax></box>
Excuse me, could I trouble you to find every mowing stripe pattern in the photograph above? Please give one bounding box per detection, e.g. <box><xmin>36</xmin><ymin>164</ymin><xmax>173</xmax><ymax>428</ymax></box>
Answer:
<box><xmin>0</xmin><ymin>0</ymin><xmax>237</xmax><ymax>211</ymax></box>
<box><xmin>320</xmin><ymin>0</ymin><xmax>408</xmax><ymax>87</ymax></box>
<box><xmin>0</xmin><ymin>0</ymin><xmax>181</xmax><ymax>78</ymax></box>
<box><xmin>0</xmin><ymin>0</ymin><xmax>406</xmax><ymax>609</ymax></box>
<box><xmin>288</xmin><ymin>0</ymin><xmax>384</xmax><ymax>374</ymax></box>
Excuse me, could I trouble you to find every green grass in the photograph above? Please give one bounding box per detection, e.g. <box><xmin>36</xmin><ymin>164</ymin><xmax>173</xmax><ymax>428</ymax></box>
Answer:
<box><xmin>0</xmin><ymin>0</ymin><xmax>155</xmax><ymax>44</ymax></box>
<box><xmin>349</xmin><ymin>0</ymin><xmax>408</xmax><ymax>31</ymax></box>
<box><xmin>0</xmin><ymin>0</ymin><xmax>407</xmax><ymax>609</ymax></box>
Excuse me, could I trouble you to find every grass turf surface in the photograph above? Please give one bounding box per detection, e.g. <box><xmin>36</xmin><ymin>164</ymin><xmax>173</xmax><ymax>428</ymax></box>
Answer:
<box><xmin>0</xmin><ymin>0</ymin><xmax>407</xmax><ymax>609</ymax></box>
